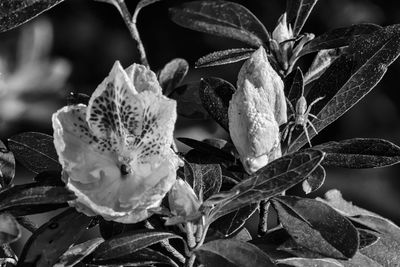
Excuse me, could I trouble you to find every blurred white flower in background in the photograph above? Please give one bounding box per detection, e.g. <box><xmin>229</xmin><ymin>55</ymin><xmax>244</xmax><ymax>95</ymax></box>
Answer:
<box><xmin>0</xmin><ymin>19</ymin><xmax>71</xmax><ymax>131</ymax></box>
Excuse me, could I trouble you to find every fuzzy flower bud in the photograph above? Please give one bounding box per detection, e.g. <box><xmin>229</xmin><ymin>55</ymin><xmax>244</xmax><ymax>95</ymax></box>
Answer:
<box><xmin>229</xmin><ymin>47</ymin><xmax>286</xmax><ymax>174</ymax></box>
<box><xmin>237</xmin><ymin>47</ymin><xmax>287</xmax><ymax>126</ymax></box>
<box><xmin>168</xmin><ymin>179</ymin><xmax>201</xmax><ymax>218</ymax></box>
<box><xmin>272</xmin><ymin>13</ymin><xmax>293</xmax><ymax>44</ymax></box>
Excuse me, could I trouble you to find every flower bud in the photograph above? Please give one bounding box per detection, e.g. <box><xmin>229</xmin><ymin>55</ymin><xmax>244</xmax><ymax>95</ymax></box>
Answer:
<box><xmin>228</xmin><ymin>79</ymin><xmax>281</xmax><ymax>174</ymax></box>
<box><xmin>237</xmin><ymin>47</ymin><xmax>287</xmax><ymax>126</ymax></box>
<box><xmin>272</xmin><ymin>13</ymin><xmax>293</xmax><ymax>44</ymax></box>
<box><xmin>168</xmin><ymin>179</ymin><xmax>201</xmax><ymax>218</ymax></box>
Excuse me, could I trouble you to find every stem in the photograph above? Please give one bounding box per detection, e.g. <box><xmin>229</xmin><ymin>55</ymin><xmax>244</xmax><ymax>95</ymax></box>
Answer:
<box><xmin>115</xmin><ymin>0</ymin><xmax>149</xmax><ymax>67</ymax></box>
<box><xmin>258</xmin><ymin>200</ymin><xmax>270</xmax><ymax>236</ymax></box>
<box><xmin>186</xmin><ymin>254</ymin><xmax>196</xmax><ymax>267</ymax></box>
<box><xmin>185</xmin><ymin>222</ymin><xmax>196</xmax><ymax>249</ymax></box>
<box><xmin>144</xmin><ymin>221</ymin><xmax>186</xmax><ymax>264</ymax></box>
<box><xmin>16</xmin><ymin>217</ymin><xmax>38</xmax><ymax>233</ymax></box>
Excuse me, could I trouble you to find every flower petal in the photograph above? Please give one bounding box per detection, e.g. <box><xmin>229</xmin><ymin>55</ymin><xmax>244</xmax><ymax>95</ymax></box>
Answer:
<box><xmin>53</xmin><ymin>105</ymin><xmax>119</xmax><ymax>184</ymax></box>
<box><xmin>125</xmin><ymin>63</ymin><xmax>162</xmax><ymax>94</ymax></box>
<box><xmin>86</xmin><ymin>61</ymin><xmax>135</xmax><ymax>153</ymax></box>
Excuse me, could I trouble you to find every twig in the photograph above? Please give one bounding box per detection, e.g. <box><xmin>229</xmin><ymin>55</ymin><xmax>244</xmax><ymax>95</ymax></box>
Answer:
<box><xmin>114</xmin><ymin>0</ymin><xmax>149</xmax><ymax>67</ymax></box>
<box><xmin>185</xmin><ymin>254</ymin><xmax>196</xmax><ymax>267</ymax></box>
<box><xmin>185</xmin><ymin>222</ymin><xmax>196</xmax><ymax>249</ymax></box>
<box><xmin>258</xmin><ymin>200</ymin><xmax>270</xmax><ymax>236</ymax></box>
<box><xmin>144</xmin><ymin>220</ymin><xmax>186</xmax><ymax>265</ymax></box>
<box><xmin>16</xmin><ymin>217</ymin><xmax>38</xmax><ymax>233</ymax></box>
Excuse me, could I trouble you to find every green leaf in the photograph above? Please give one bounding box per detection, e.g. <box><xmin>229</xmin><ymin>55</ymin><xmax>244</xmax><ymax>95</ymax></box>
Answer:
<box><xmin>0</xmin><ymin>140</ymin><xmax>15</xmax><ymax>188</ymax></box>
<box><xmin>91</xmin><ymin>229</ymin><xmax>182</xmax><ymax>261</ymax></box>
<box><xmin>302</xmin><ymin>165</ymin><xmax>325</xmax><ymax>194</ymax></box>
<box><xmin>210</xmin><ymin>150</ymin><xmax>324</xmax><ymax>221</ymax></box>
<box><xmin>0</xmin><ymin>183</ymin><xmax>75</xmax><ymax>216</ymax></box>
<box><xmin>315</xmin><ymin>138</ymin><xmax>400</xmax><ymax>168</ymax></box>
<box><xmin>358</xmin><ymin>229</ymin><xmax>379</xmax><ymax>250</ymax></box>
<box><xmin>184</xmin><ymin>162</ymin><xmax>222</xmax><ymax>201</ymax></box>
<box><xmin>276</xmin><ymin>257</ymin><xmax>342</xmax><ymax>267</ymax></box>
<box><xmin>169</xmin><ymin>83</ymin><xmax>209</xmax><ymax>119</ymax></box>
<box><xmin>284</xmin><ymin>68</ymin><xmax>304</xmax><ymax>114</ymax></box>
<box><xmin>318</xmin><ymin>190</ymin><xmax>400</xmax><ymax>266</ymax></box>
<box><xmin>54</xmin><ymin>238</ymin><xmax>104</xmax><ymax>267</ymax></box>
<box><xmin>286</xmin><ymin>0</ymin><xmax>319</xmax><ymax>36</ymax></box>
<box><xmin>158</xmin><ymin>58</ymin><xmax>189</xmax><ymax>96</ymax></box>
<box><xmin>195</xmin><ymin>239</ymin><xmax>276</xmax><ymax>267</ymax></box>
<box><xmin>178</xmin><ymin>137</ymin><xmax>235</xmax><ymax>162</ymax></box>
<box><xmin>170</xmin><ymin>1</ymin><xmax>269</xmax><ymax>47</ymax></box>
<box><xmin>300</xmin><ymin>24</ymin><xmax>382</xmax><ymax>57</ymax></box>
<box><xmin>303</xmin><ymin>48</ymin><xmax>343</xmax><ymax>84</ymax></box>
<box><xmin>271</xmin><ymin>196</ymin><xmax>359</xmax><ymax>259</ymax></box>
<box><xmin>199</xmin><ymin>77</ymin><xmax>236</xmax><ymax>131</ymax></box>
<box><xmin>0</xmin><ymin>0</ymin><xmax>65</xmax><ymax>33</ymax></box>
<box><xmin>196</xmin><ymin>48</ymin><xmax>254</xmax><ymax>68</ymax></box>
<box><xmin>0</xmin><ymin>213</ymin><xmax>20</xmax><ymax>245</ymax></box>
<box><xmin>289</xmin><ymin>25</ymin><xmax>400</xmax><ymax>152</ymax></box>
<box><xmin>33</xmin><ymin>171</ymin><xmax>64</xmax><ymax>186</ymax></box>
<box><xmin>89</xmin><ymin>247</ymin><xmax>178</xmax><ymax>266</ymax></box>
<box><xmin>19</xmin><ymin>209</ymin><xmax>92</xmax><ymax>267</ymax></box>
<box><xmin>8</xmin><ymin>132</ymin><xmax>61</xmax><ymax>174</ymax></box>
<box><xmin>212</xmin><ymin>203</ymin><xmax>258</xmax><ymax>237</ymax></box>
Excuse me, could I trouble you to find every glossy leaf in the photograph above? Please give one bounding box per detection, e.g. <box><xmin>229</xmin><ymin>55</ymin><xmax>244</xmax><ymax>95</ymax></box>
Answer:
<box><xmin>184</xmin><ymin>162</ymin><xmax>222</xmax><ymax>201</ymax></box>
<box><xmin>210</xmin><ymin>150</ymin><xmax>324</xmax><ymax>221</ymax></box>
<box><xmin>195</xmin><ymin>239</ymin><xmax>276</xmax><ymax>267</ymax></box>
<box><xmin>91</xmin><ymin>229</ymin><xmax>182</xmax><ymax>261</ymax></box>
<box><xmin>286</xmin><ymin>0</ymin><xmax>318</xmax><ymax>36</ymax></box>
<box><xmin>33</xmin><ymin>171</ymin><xmax>64</xmax><ymax>186</ymax></box>
<box><xmin>232</xmin><ymin>228</ymin><xmax>252</xmax><ymax>242</ymax></box>
<box><xmin>169</xmin><ymin>83</ymin><xmax>209</xmax><ymax>119</ymax></box>
<box><xmin>318</xmin><ymin>190</ymin><xmax>400</xmax><ymax>266</ymax></box>
<box><xmin>303</xmin><ymin>48</ymin><xmax>343</xmax><ymax>84</ymax></box>
<box><xmin>199</xmin><ymin>77</ymin><xmax>236</xmax><ymax>131</ymax></box>
<box><xmin>284</xmin><ymin>68</ymin><xmax>304</xmax><ymax>113</ymax></box>
<box><xmin>0</xmin><ymin>140</ymin><xmax>15</xmax><ymax>188</ymax></box>
<box><xmin>170</xmin><ymin>1</ymin><xmax>269</xmax><ymax>47</ymax></box>
<box><xmin>289</xmin><ymin>25</ymin><xmax>400</xmax><ymax>152</ymax></box>
<box><xmin>158</xmin><ymin>58</ymin><xmax>189</xmax><ymax>96</ymax></box>
<box><xmin>0</xmin><ymin>0</ymin><xmax>64</xmax><ymax>33</ymax></box>
<box><xmin>89</xmin><ymin>247</ymin><xmax>178</xmax><ymax>266</ymax></box>
<box><xmin>196</xmin><ymin>48</ymin><xmax>254</xmax><ymax>68</ymax></box>
<box><xmin>54</xmin><ymin>238</ymin><xmax>104</xmax><ymax>267</ymax></box>
<box><xmin>0</xmin><ymin>213</ymin><xmax>20</xmax><ymax>245</ymax></box>
<box><xmin>0</xmin><ymin>183</ymin><xmax>75</xmax><ymax>216</ymax></box>
<box><xmin>302</xmin><ymin>165</ymin><xmax>325</xmax><ymax>194</ymax></box>
<box><xmin>300</xmin><ymin>23</ymin><xmax>382</xmax><ymax>57</ymax></box>
<box><xmin>178</xmin><ymin>137</ymin><xmax>235</xmax><ymax>162</ymax></box>
<box><xmin>19</xmin><ymin>209</ymin><xmax>92</xmax><ymax>267</ymax></box>
<box><xmin>276</xmin><ymin>257</ymin><xmax>342</xmax><ymax>267</ymax></box>
<box><xmin>271</xmin><ymin>196</ymin><xmax>359</xmax><ymax>259</ymax></box>
<box><xmin>315</xmin><ymin>138</ymin><xmax>400</xmax><ymax>168</ymax></box>
<box><xmin>8</xmin><ymin>132</ymin><xmax>61</xmax><ymax>173</ymax></box>
<box><xmin>212</xmin><ymin>203</ymin><xmax>258</xmax><ymax>237</ymax></box>
<box><xmin>358</xmin><ymin>229</ymin><xmax>379</xmax><ymax>250</ymax></box>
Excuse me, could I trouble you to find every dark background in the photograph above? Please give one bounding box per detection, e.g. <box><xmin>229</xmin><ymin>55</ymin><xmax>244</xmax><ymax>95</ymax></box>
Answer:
<box><xmin>0</xmin><ymin>0</ymin><xmax>399</xmax><ymax>228</ymax></box>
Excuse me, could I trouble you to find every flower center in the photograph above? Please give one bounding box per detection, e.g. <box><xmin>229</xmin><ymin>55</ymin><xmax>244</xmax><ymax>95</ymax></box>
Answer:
<box><xmin>120</xmin><ymin>164</ymin><xmax>131</xmax><ymax>176</ymax></box>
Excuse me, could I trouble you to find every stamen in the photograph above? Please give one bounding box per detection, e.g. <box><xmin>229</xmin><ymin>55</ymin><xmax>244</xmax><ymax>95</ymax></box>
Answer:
<box><xmin>120</xmin><ymin>164</ymin><xmax>131</xmax><ymax>176</ymax></box>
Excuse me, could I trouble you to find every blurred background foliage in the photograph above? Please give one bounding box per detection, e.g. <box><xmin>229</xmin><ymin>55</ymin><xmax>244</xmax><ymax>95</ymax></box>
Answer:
<box><xmin>0</xmin><ymin>0</ymin><xmax>400</xmax><ymax>229</ymax></box>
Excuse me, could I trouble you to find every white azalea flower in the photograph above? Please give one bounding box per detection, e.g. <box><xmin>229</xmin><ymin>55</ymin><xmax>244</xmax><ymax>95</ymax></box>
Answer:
<box><xmin>52</xmin><ymin>61</ymin><xmax>182</xmax><ymax>223</ymax></box>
